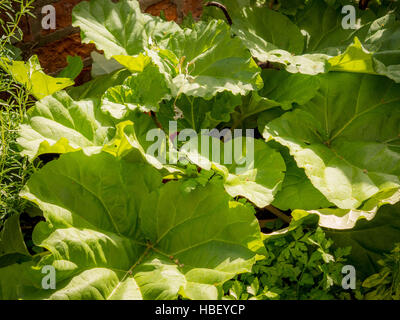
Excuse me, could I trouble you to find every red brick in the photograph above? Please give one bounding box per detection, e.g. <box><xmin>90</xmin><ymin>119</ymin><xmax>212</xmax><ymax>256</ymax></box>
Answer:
<box><xmin>33</xmin><ymin>33</ymin><xmax>95</xmax><ymax>73</ymax></box>
<box><xmin>182</xmin><ymin>0</ymin><xmax>203</xmax><ymax>19</ymax></box>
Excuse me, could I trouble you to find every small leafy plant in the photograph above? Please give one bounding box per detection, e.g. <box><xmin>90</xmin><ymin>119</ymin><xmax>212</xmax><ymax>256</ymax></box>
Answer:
<box><xmin>223</xmin><ymin>222</ymin><xmax>351</xmax><ymax>300</ymax></box>
<box><xmin>361</xmin><ymin>243</ymin><xmax>400</xmax><ymax>300</ymax></box>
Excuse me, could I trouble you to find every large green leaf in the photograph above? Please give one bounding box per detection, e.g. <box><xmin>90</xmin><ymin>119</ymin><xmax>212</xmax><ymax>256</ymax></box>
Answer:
<box><xmin>258</xmin><ymin>69</ymin><xmax>321</xmax><ymax>110</ymax></box>
<box><xmin>272</xmin><ymin>148</ymin><xmax>333</xmax><ymax>211</ymax></box>
<box><xmin>229</xmin><ymin>1</ymin><xmax>400</xmax><ymax>81</ymax></box>
<box><xmin>328</xmin><ymin>14</ymin><xmax>400</xmax><ymax>82</ymax></box>
<box><xmin>103</xmin><ymin>115</ymin><xmax>174</xmax><ymax>173</ymax></box>
<box><xmin>328</xmin><ymin>37</ymin><xmax>377</xmax><ymax>74</ymax></box>
<box><xmin>292</xmin><ymin>189</ymin><xmax>399</xmax><ymax>230</ymax></box>
<box><xmin>67</xmin><ymin>69</ymin><xmax>131</xmax><ymax>101</ymax></box>
<box><xmin>102</xmin><ymin>63</ymin><xmax>171</xmax><ymax>113</ymax></box>
<box><xmin>0</xmin><ymin>55</ymin><xmax>74</xmax><ymax>100</ymax></box>
<box><xmin>72</xmin><ymin>0</ymin><xmax>181</xmax><ymax>59</ymax></box>
<box><xmin>229</xmin><ymin>1</ymin><xmax>376</xmax><ymax>75</ymax></box>
<box><xmin>230</xmin><ymin>6</ymin><xmax>327</xmax><ymax>74</ymax></box>
<box><xmin>90</xmin><ymin>52</ymin><xmax>124</xmax><ymax>77</ymax></box>
<box><xmin>231</xmin><ymin>6</ymin><xmax>304</xmax><ymax>60</ymax></box>
<box><xmin>152</xmin><ymin>20</ymin><xmax>262</xmax><ymax>98</ymax></box>
<box><xmin>17</xmin><ymin>91</ymin><xmax>115</xmax><ymax>160</ymax></box>
<box><xmin>0</xmin><ymin>213</ymin><xmax>31</xmax><ymax>268</ymax></box>
<box><xmin>294</xmin><ymin>0</ymin><xmax>375</xmax><ymax>55</ymax></box>
<box><xmin>0</xmin><ymin>261</ymin><xmax>35</xmax><ymax>300</ymax></box>
<box><xmin>102</xmin><ymin>112</ymin><xmax>184</xmax><ymax>175</ymax></box>
<box><xmin>180</xmin><ymin>135</ymin><xmax>286</xmax><ymax>208</ymax></box>
<box><xmin>12</xmin><ymin>151</ymin><xmax>263</xmax><ymax>299</ymax></box>
<box><xmin>261</xmin><ymin>72</ymin><xmax>400</xmax><ymax>210</ymax></box>
<box><xmin>231</xmin><ymin>69</ymin><xmax>321</xmax><ymax>129</ymax></box>
<box><xmin>363</xmin><ymin>13</ymin><xmax>400</xmax><ymax>52</ymax></box>
<box><xmin>158</xmin><ymin>92</ymin><xmax>242</xmax><ymax>132</ymax></box>
<box><xmin>139</xmin><ymin>181</ymin><xmax>265</xmax><ymax>299</ymax></box>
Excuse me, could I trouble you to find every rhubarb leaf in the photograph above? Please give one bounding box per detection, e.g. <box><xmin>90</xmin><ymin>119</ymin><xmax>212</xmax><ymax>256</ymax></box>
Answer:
<box><xmin>17</xmin><ymin>91</ymin><xmax>115</xmax><ymax>160</ymax></box>
<box><xmin>14</xmin><ymin>152</ymin><xmax>263</xmax><ymax>300</ymax></box>
<box><xmin>262</xmin><ymin>72</ymin><xmax>400</xmax><ymax>210</ymax></box>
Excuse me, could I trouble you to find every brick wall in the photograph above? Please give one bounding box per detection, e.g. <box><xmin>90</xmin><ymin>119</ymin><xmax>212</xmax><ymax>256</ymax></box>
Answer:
<box><xmin>16</xmin><ymin>0</ymin><xmax>203</xmax><ymax>83</ymax></box>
